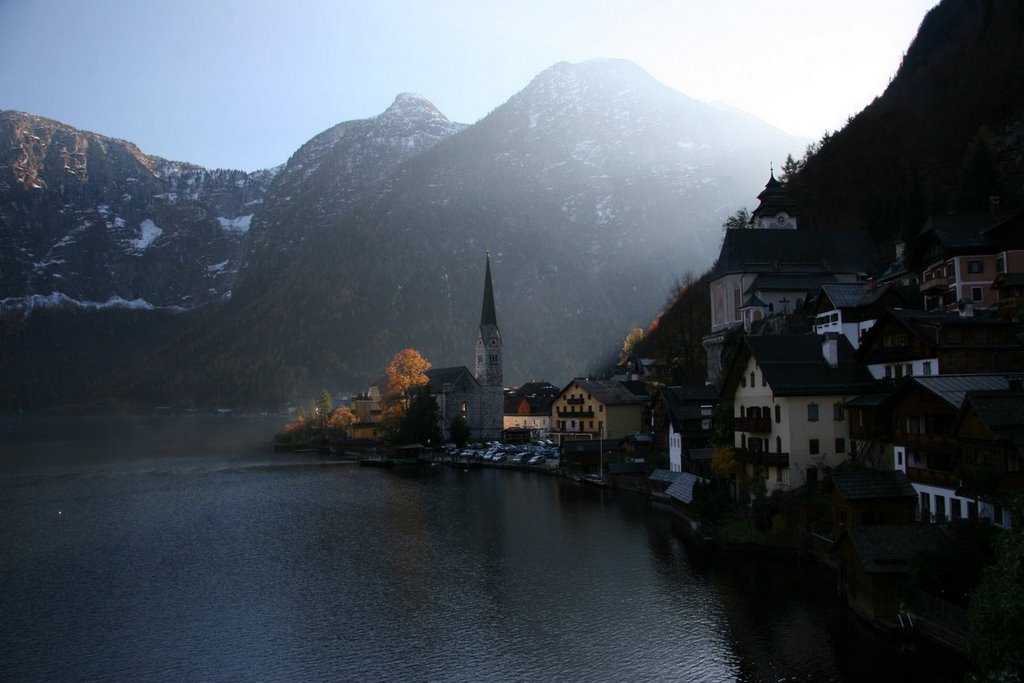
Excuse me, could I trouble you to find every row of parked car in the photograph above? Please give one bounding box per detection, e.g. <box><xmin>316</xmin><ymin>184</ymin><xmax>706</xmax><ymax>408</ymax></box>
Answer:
<box><xmin>446</xmin><ymin>440</ymin><xmax>559</xmax><ymax>466</ymax></box>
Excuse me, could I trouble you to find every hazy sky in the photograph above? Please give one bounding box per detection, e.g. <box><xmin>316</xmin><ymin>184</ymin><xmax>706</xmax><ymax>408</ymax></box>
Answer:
<box><xmin>0</xmin><ymin>0</ymin><xmax>938</xmax><ymax>171</ymax></box>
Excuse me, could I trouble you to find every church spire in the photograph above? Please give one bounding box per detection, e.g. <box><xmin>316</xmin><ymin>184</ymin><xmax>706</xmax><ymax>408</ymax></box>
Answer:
<box><xmin>475</xmin><ymin>251</ymin><xmax>502</xmax><ymax>388</ymax></box>
<box><xmin>480</xmin><ymin>250</ymin><xmax>497</xmax><ymax>327</ymax></box>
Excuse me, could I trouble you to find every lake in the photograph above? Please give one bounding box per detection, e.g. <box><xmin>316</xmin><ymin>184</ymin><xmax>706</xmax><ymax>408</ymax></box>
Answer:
<box><xmin>0</xmin><ymin>415</ymin><xmax>968</xmax><ymax>681</ymax></box>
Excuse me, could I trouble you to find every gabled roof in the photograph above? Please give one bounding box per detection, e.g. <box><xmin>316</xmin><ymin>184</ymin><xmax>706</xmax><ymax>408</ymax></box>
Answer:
<box><xmin>426</xmin><ymin>366</ymin><xmax>477</xmax><ymax>393</ymax></box>
<box><xmin>660</xmin><ymin>385</ymin><xmax>718</xmax><ymax>428</ymax></box>
<box><xmin>908</xmin><ymin>374</ymin><xmax>1016</xmax><ymax>409</ymax></box>
<box><xmin>857</xmin><ymin>307</ymin><xmax>1018</xmax><ymax>358</ymax></box>
<box><xmin>954</xmin><ymin>389</ymin><xmax>1024</xmax><ymax>444</ymax></box>
<box><xmin>727</xmin><ymin>334</ymin><xmax>877</xmax><ymax>397</ymax></box>
<box><xmin>819</xmin><ymin>282</ymin><xmax>900</xmax><ymax>310</ymax></box>
<box><xmin>844</xmin><ymin>525</ymin><xmax>949</xmax><ymax>574</ymax></box>
<box><xmin>712</xmin><ymin>229</ymin><xmax>878</xmax><ymax>278</ymax></box>
<box><xmin>665</xmin><ymin>472</ymin><xmax>709</xmax><ymax>504</ymax></box>
<box><xmin>830</xmin><ymin>469</ymin><xmax>916</xmax><ymax>501</ymax></box>
<box><xmin>563</xmin><ymin>378</ymin><xmax>649</xmax><ymax>406</ymax></box>
<box><xmin>916</xmin><ymin>210</ymin><xmax>1024</xmax><ymax>257</ymax></box>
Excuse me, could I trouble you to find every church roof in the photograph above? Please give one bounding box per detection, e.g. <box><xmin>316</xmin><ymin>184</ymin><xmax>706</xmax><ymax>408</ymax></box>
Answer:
<box><xmin>751</xmin><ymin>172</ymin><xmax>799</xmax><ymax>218</ymax></box>
<box><xmin>712</xmin><ymin>229</ymin><xmax>878</xmax><ymax>278</ymax></box>
<box><xmin>425</xmin><ymin>366</ymin><xmax>476</xmax><ymax>393</ymax></box>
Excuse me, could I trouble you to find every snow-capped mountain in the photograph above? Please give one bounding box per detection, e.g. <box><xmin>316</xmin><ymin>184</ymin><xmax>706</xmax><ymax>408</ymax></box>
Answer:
<box><xmin>1</xmin><ymin>60</ymin><xmax>805</xmax><ymax>410</ymax></box>
<box><xmin>0</xmin><ymin>110</ymin><xmax>277</xmax><ymax>310</ymax></box>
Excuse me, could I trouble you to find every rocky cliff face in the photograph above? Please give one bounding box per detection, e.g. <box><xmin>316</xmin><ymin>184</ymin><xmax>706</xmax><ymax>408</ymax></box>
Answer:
<box><xmin>0</xmin><ymin>111</ymin><xmax>276</xmax><ymax>310</ymax></box>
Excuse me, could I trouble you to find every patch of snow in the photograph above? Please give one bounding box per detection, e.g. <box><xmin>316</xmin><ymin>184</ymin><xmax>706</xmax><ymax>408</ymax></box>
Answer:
<box><xmin>0</xmin><ymin>292</ymin><xmax>189</xmax><ymax>313</ymax></box>
<box><xmin>132</xmin><ymin>219</ymin><xmax>163</xmax><ymax>250</ymax></box>
<box><xmin>217</xmin><ymin>215</ymin><xmax>253</xmax><ymax>233</ymax></box>
<box><xmin>206</xmin><ymin>260</ymin><xmax>229</xmax><ymax>274</ymax></box>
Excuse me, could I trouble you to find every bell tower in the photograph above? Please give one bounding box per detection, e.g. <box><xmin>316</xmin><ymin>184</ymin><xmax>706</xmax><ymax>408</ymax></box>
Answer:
<box><xmin>475</xmin><ymin>251</ymin><xmax>503</xmax><ymax>388</ymax></box>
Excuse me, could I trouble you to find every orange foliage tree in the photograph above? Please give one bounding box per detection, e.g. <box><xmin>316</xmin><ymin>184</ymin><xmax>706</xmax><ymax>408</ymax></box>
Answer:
<box><xmin>381</xmin><ymin>348</ymin><xmax>431</xmax><ymax>425</ymax></box>
<box><xmin>326</xmin><ymin>406</ymin><xmax>356</xmax><ymax>433</ymax></box>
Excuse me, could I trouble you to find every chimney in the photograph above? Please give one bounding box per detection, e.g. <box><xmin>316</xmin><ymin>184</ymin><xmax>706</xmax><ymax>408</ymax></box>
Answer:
<box><xmin>894</xmin><ymin>241</ymin><xmax>906</xmax><ymax>260</ymax></box>
<box><xmin>990</xmin><ymin>196</ymin><xmax>1001</xmax><ymax>215</ymax></box>
<box><xmin>821</xmin><ymin>332</ymin><xmax>840</xmax><ymax>368</ymax></box>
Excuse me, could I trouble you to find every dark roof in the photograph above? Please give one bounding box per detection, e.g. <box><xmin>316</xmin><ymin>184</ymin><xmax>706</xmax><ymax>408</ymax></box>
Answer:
<box><xmin>957</xmin><ymin>390</ymin><xmax>1024</xmax><ymax>444</ymax></box>
<box><xmin>909</xmin><ymin>374</ymin><xmax>1016</xmax><ymax>409</ymax></box>
<box><xmin>712</xmin><ymin>229</ymin><xmax>878</xmax><ymax>278</ymax></box>
<box><xmin>751</xmin><ymin>172</ymin><xmax>798</xmax><ymax>218</ymax></box>
<box><xmin>830</xmin><ymin>469</ymin><xmax>916</xmax><ymax>501</ymax></box>
<box><xmin>819</xmin><ymin>282</ymin><xmax>897</xmax><ymax>310</ymax></box>
<box><xmin>425</xmin><ymin>366</ymin><xmax>476</xmax><ymax>393</ymax></box>
<box><xmin>665</xmin><ymin>472</ymin><xmax>709</xmax><ymax>504</ymax></box>
<box><xmin>857</xmin><ymin>307</ymin><xmax>1018</xmax><ymax>358</ymax></box>
<box><xmin>740</xmin><ymin>334</ymin><xmax>877</xmax><ymax>396</ymax></box>
<box><xmin>660</xmin><ymin>385</ymin><xmax>718</xmax><ymax>428</ymax></box>
<box><xmin>648</xmin><ymin>469</ymin><xmax>681</xmax><ymax>484</ymax></box>
<box><xmin>845</xmin><ymin>525</ymin><xmax>949</xmax><ymax>575</ymax></box>
<box><xmin>747</xmin><ymin>273</ymin><xmax>838</xmax><ymax>292</ymax></box>
<box><xmin>916</xmin><ymin>211</ymin><xmax>1024</xmax><ymax>257</ymax></box>
<box><xmin>565</xmin><ymin>379</ymin><xmax>649</xmax><ymax>406</ymax></box>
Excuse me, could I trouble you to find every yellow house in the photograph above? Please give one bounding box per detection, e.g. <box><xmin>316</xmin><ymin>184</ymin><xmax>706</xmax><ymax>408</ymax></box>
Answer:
<box><xmin>723</xmin><ymin>334</ymin><xmax>876</xmax><ymax>492</ymax></box>
<box><xmin>349</xmin><ymin>379</ymin><xmax>384</xmax><ymax>439</ymax></box>
<box><xmin>550</xmin><ymin>379</ymin><xmax>648</xmax><ymax>442</ymax></box>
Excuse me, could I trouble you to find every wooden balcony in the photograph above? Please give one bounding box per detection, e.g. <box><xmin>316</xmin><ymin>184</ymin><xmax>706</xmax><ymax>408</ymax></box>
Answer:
<box><xmin>565</xmin><ymin>397</ymin><xmax>586</xmax><ymax>405</ymax></box>
<box><xmin>557</xmin><ymin>409</ymin><xmax>594</xmax><ymax>418</ymax></box>
<box><xmin>920</xmin><ymin>275</ymin><xmax>953</xmax><ymax>293</ymax></box>
<box><xmin>894</xmin><ymin>430</ymin><xmax>954</xmax><ymax>450</ymax></box>
<box><xmin>734</xmin><ymin>416</ymin><xmax>772</xmax><ymax>433</ymax></box>
<box><xmin>906</xmin><ymin>466</ymin><xmax>959</xmax><ymax>490</ymax></box>
<box><xmin>734</xmin><ymin>448</ymin><xmax>789</xmax><ymax>469</ymax></box>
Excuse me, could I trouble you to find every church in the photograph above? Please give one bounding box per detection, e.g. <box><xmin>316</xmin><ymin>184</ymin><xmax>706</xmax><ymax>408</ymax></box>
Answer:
<box><xmin>425</xmin><ymin>253</ymin><xmax>505</xmax><ymax>441</ymax></box>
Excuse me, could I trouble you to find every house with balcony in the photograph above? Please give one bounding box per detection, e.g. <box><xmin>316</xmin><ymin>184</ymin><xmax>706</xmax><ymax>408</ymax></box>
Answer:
<box><xmin>812</xmin><ymin>282</ymin><xmax>907</xmax><ymax>350</ymax></box>
<box><xmin>913</xmin><ymin>210</ymin><xmax>1024</xmax><ymax>313</ymax></box>
<box><xmin>653</xmin><ymin>385</ymin><xmax>718</xmax><ymax>474</ymax></box>
<box><xmin>856</xmin><ymin>307</ymin><xmax>1023</xmax><ymax>380</ymax></box>
<box><xmin>721</xmin><ymin>333</ymin><xmax>877</xmax><ymax>493</ymax></box>
<box><xmin>550</xmin><ymin>378</ymin><xmax>648</xmax><ymax>442</ymax></box>
<box><xmin>888</xmin><ymin>374</ymin><xmax>1020</xmax><ymax>528</ymax></box>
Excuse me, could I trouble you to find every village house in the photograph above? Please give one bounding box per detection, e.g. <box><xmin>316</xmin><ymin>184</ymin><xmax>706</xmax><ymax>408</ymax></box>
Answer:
<box><xmin>812</xmin><ymin>282</ymin><xmax>907</xmax><ymax>350</ymax></box>
<box><xmin>913</xmin><ymin>209</ymin><xmax>1024</xmax><ymax>314</ymax></box>
<box><xmin>652</xmin><ymin>385</ymin><xmax>718</xmax><ymax>475</ymax></box>
<box><xmin>722</xmin><ymin>333</ymin><xmax>877</xmax><ymax>493</ymax></box>
<box><xmin>503</xmin><ymin>381</ymin><xmax>560</xmax><ymax>439</ymax></box>
<box><xmin>856</xmin><ymin>307</ymin><xmax>1023</xmax><ymax>381</ymax></box>
<box><xmin>549</xmin><ymin>378</ymin><xmax>648</xmax><ymax>443</ymax></box>
<box><xmin>827</xmin><ymin>469</ymin><xmax>918</xmax><ymax>532</ymax></box>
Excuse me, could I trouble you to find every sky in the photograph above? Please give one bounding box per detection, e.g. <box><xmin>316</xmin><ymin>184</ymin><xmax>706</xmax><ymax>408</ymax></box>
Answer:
<box><xmin>0</xmin><ymin>0</ymin><xmax>939</xmax><ymax>172</ymax></box>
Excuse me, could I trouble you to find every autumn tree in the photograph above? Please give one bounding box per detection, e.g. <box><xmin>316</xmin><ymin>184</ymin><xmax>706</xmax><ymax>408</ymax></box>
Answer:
<box><xmin>381</xmin><ymin>348</ymin><xmax>431</xmax><ymax>427</ymax></box>
<box><xmin>326</xmin><ymin>405</ymin><xmax>356</xmax><ymax>434</ymax></box>
<box><xmin>620</xmin><ymin>326</ymin><xmax>644</xmax><ymax>362</ymax></box>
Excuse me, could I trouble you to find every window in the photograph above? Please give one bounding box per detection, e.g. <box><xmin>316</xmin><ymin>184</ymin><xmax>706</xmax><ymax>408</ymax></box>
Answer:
<box><xmin>809</xmin><ymin>439</ymin><xmax>820</xmax><ymax>455</ymax></box>
<box><xmin>750</xmin><ymin>372</ymin><xmax>755</xmax><ymax>387</ymax></box>
<box><xmin>920</xmin><ymin>492</ymin><xmax>930</xmax><ymax>520</ymax></box>
<box><xmin>761</xmin><ymin>373</ymin><xmax>767</xmax><ymax>387</ymax></box>
<box><xmin>905</xmin><ymin>363</ymin><xmax>913</xmax><ymax>377</ymax></box>
<box><xmin>972</xmin><ymin>286</ymin><xmax>983</xmax><ymax>302</ymax></box>
<box><xmin>775</xmin><ymin>467</ymin><xmax>782</xmax><ymax>483</ymax></box>
<box><xmin>923</xmin><ymin>361</ymin><xmax>932</xmax><ymax>376</ymax></box>
<box><xmin>968</xmin><ymin>260</ymin><xmax>983</xmax><ymax>274</ymax></box>
<box><xmin>776</xmin><ymin>436</ymin><xmax>782</xmax><ymax>453</ymax></box>
<box><xmin>897</xmin><ymin>451</ymin><xmax>903</xmax><ymax>466</ymax></box>
<box><xmin>833</xmin><ymin>402</ymin><xmax>844</xmax><ymax>421</ymax></box>
<box><xmin>885</xmin><ymin>365</ymin><xmax>892</xmax><ymax>379</ymax></box>
<box><xmin>997</xmin><ymin>256</ymin><xmax>1006</xmax><ymax>272</ymax></box>
<box><xmin>774</xmin><ymin>405</ymin><xmax>781</xmax><ymax>423</ymax></box>
<box><xmin>807</xmin><ymin>403</ymin><xmax>819</xmax><ymax>422</ymax></box>
<box><xmin>740</xmin><ymin>375</ymin><xmax>746</xmax><ymax>388</ymax></box>
<box><xmin>835</xmin><ymin>438</ymin><xmax>846</xmax><ymax>453</ymax></box>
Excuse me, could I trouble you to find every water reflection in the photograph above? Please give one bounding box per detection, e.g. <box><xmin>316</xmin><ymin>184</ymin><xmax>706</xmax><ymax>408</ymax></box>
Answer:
<box><xmin>1</xmin><ymin>416</ymin><xmax>967</xmax><ymax>682</ymax></box>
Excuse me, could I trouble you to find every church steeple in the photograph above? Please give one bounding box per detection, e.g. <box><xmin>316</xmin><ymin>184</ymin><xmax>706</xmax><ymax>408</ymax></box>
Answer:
<box><xmin>475</xmin><ymin>252</ymin><xmax>503</xmax><ymax>387</ymax></box>
<box><xmin>751</xmin><ymin>167</ymin><xmax>799</xmax><ymax>229</ymax></box>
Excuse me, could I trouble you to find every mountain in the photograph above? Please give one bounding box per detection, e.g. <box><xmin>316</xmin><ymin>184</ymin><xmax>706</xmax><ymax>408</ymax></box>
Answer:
<box><xmin>1</xmin><ymin>60</ymin><xmax>804</xmax><ymax>412</ymax></box>
<box><xmin>0</xmin><ymin>111</ymin><xmax>277</xmax><ymax>310</ymax></box>
<box><xmin>786</xmin><ymin>0</ymin><xmax>1024</xmax><ymax>244</ymax></box>
<box><xmin>636</xmin><ymin>0</ymin><xmax>1024</xmax><ymax>388</ymax></box>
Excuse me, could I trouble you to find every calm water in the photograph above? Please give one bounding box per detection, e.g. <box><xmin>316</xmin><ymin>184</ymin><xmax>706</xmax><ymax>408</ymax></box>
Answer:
<box><xmin>1</xmin><ymin>416</ymin><xmax>968</xmax><ymax>682</ymax></box>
